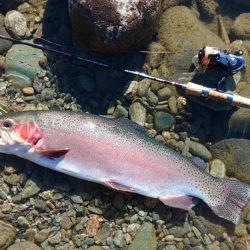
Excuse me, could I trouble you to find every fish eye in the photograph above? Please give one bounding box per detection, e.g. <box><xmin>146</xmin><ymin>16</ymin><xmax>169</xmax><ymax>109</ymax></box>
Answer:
<box><xmin>3</xmin><ymin>119</ymin><xmax>14</xmax><ymax>128</ymax></box>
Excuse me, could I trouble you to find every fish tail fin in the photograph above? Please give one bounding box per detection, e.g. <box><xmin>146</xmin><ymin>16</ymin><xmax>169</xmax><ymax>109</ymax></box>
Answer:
<box><xmin>208</xmin><ymin>179</ymin><xmax>250</xmax><ymax>224</ymax></box>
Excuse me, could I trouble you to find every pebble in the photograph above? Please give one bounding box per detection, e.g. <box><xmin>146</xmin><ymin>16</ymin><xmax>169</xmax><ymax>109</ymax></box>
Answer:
<box><xmin>154</xmin><ymin>111</ymin><xmax>175</xmax><ymax>132</ymax></box>
<box><xmin>0</xmin><ymin>220</ymin><xmax>17</xmax><ymax>249</ymax></box>
<box><xmin>157</xmin><ymin>87</ymin><xmax>172</xmax><ymax>101</ymax></box>
<box><xmin>113</xmin><ymin>105</ymin><xmax>128</xmax><ymax>118</ymax></box>
<box><xmin>70</xmin><ymin>195</ymin><xmax>83</xmax><ymax>204</ymax></box>
<box><xmin>137</xmin><ymin>79</ymin><xmax>151</xmax><ymax>97</ymax></box>
<box><xmin>146</xmin><ymin>89</ymin><xmax>159</xmax><ymax>105</ymax></box>
<box><xmin>87</xmin><ymin>215</ymin><xmax>100</xmax><ymax>236</ymax></box>
<box><xmin>209</xmin><ymin>159</ymin><xmax>226</xmax><ymax>178</ymax></box>
<box><xmin>22</xmin><ymin>87</ymin><xmax>35</xmax><ymax>95</ymax></box>
<box><xmin>19</xmin><ymin>178</ymin><xmax>41</xmax><ymax>199</ymax></box>
<box><xmin>168</xmin><ymin>222</ymin><xmax>190</xmax><ymax>237</ymax></box>
<box><xmin>40</xmin><ymin>88</ymin><xmax>54</xmax><ymax>101</ymax></box>
<box><xmin>168</xmin><ymin>96</ymin><xmax>178</xmax><ymax>114</ymax></box>
<box><xmin>17</xmin><ymin>216</ymin><xmax>30</xmax><ymax>228</ymax></box>
<box><xmin>129</xmin><ymin>102</ymin><xmax>146</xmax><ymax>126</ymax></box>
<box><xmin>7</xmin><ymin>242</ymin><xmax>41</xmax><ymax>250</ymax></box>
<box><xmin>189</xmin><ymin>141</ymin><xmax>212</xmax><ymax>161</ymax></box>
<box><xmin>5</xmin><ymin>10</ymin><xmax>27</xmax><ymax>38</ymax></box>
<box><xmin>124</xmin><ymin>80</ymin><xmax>138</xmax><ymax>101</ymax></box>
<box><xmin>60</xmin><ymin>215</ymin><xmax>72</xmax><ymax>230</ymax></box>
<box><xmin>48</xmin><ymin>231</ymin><xmax>62</xmax><ymax>245</ymax></box>
<box><xmin>35</xmin><ymin>229</ymin><xmax>50</xmax><ymax>243</ymax></box>
<box><xmin>113</xmin><ymin>230</ymin><xmax>124</xmax><ymax>248</ymax></box>
<box><xmin>128</xmin><ymin>222</ymin><xmax>157</xmax><ymax>250</ymax></box>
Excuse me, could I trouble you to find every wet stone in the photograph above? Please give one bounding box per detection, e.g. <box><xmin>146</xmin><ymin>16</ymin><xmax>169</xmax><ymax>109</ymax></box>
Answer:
<box><xmin>19</xmin><ymin>178</ymin><xmax>42</xmax><ymax>199</ymax></box>
<box><xmin>189</xmin><ymin>141</ymin><xmax>212</xmax><ymax>161</ymax></box>
<box><xmin>17</xmin><ymin>216</ymin><xmax>30</xmax><ymax>228</ymax></box>
<box><xmin>0</xmin><ymin>220</ymin><xmax>17</xmax><ymax>249</ymax></box>
<box><xmin>154</xmin><ymin>111</ymin><xmax>175</xmax><ymax>132</ymax></box>
<box><xmin>113</xmin><ymin>105</ymin><xmax>128</xmax><ymax>118</ymax></box>
<box><xmin>71</xmin><ymin>195</ymin><xmax>83</xmax><ymax>204</ymax></box>
<box><xmin>5</xmin><ymin>10</ymin><xmax>27</xmax><ymax>39</ymax></box>
<box><xmin>35</xmin><ymin>229</ymin><xmax>50</xmax><ymax>243</ymax></box>
<box><xmin>113</xmin><ymin>230</ymin><xmax>124</xmax><ymax>248</ymax></box>
<box><xmin>60</xmin><ymin>215</ymin><xmax>72</xmax><ymax>230</ymax></box>
<box><xmin>137</xmin><ymin>79</ymin><xmax>151</xmax><ymax>97</ymax></box>
<box><xmin>168</xmin><ymin>96</ymin><xmax>177</xmax><ymax>115</ymax></box>
<box><xmin>168</xmin><ymin>222</ymin><xmax>190</xmax><ymax>237</ymax></box>
<box><xmin>34</xmin><ymin>199</ymin><xmax>48</xmax><ymax>212</ymax></box>
<box><xmin>128</xmin><ymin>222</ymin><xmax>157</xmax><ymax>250</ymax></box>
<box><xmin>48</xmin><ymin>231</ymin><xmax>62</xmax><ymax>245</ymax></box>
<box><xmin>209</xmin><ymin>159</ymin><xmax>226</xmax><ymax>178</ymax></box>
<box><xmin>7</xmin><ymin>242</ymin><xmax>41</xmax><ymax>250</ymax></box>
<box><xmin>157</xmin><ymin>87</ymin><xmax>172</xmax><ymax>101</ymax></box>
<box><xmin>88</xmin><ymin>206</ymin><xmax>103</xmax><ymax>215</ymax></box>
<box><xmin>40</xmin><ymin>88</ymin><xmax>54</xmax><ymax>101</ymax></box>
<box><xmin>129</xmin><ymin>102</ymin><xmax>146</xmax><ymax>126</ymax></box>
<box><xmin>146</xmin><ymin>89</ymin><xmax>159</xmax><ymax>105</ymax></box>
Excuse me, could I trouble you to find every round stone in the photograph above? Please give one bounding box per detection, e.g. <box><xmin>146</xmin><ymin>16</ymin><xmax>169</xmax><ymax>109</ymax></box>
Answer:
<box><xmin>154</xmin><ymin>111</ymin><xmax>175</xmax><ymax>132</ymax></box>
<box><xmin>68</xmin><ymin>0</ymin><xmax>161</xmax><ymax>54</ymax></box>
<box><xmin>5</xmin><ymin>10</ymin><xmax>27</xmax><ymax>39</ymax></box>
<box><xmin>0</xmin><ymin>220</ymin><xmax>17</xmax><ymax>249</ymax></box>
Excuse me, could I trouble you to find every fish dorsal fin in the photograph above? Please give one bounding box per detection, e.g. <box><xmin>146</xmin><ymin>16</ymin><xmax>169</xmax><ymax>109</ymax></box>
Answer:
<box><xmin>35</xmin><ymin>148</ymin><xmax>70</xmax><ymax>159</ymax></box>
<box><xmin>115</xmin><ymin>118</ymin><xmax>147</xmax><ymax>135</ymax></box>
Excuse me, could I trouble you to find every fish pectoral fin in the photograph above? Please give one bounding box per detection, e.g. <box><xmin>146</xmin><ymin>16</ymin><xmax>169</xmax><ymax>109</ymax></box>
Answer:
<box><xmin>160</xmin><ymin>195</ymin><xmax>194</xmax><ymax>211</ymax></box>
<box><xmin>104</xmin><ymin>181</ymin><xmax>134</xmax><ymax>193</ymax></box>
<box><xmin>35</xmin><ymin>148</ymin><xmax>70</xmax><ymax>158</ymax></box>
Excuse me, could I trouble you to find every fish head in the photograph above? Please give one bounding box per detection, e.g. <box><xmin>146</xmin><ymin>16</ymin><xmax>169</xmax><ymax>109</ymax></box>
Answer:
<box><xmin>0</xmin><ymin>113</ymin><xmax>42</xmax><ymax>154</ymax></box>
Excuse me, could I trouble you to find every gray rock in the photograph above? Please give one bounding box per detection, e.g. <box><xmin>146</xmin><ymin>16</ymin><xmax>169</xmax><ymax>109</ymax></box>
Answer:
<box><xmin>209</xmin><ymin>159</ymin><xmax>226</xmax><ymax>178</ymax></box>
<box><xmin>146</xmin><ymin>89</ymin><xmax>158</xmax><ymax>105</ymax></box>
<box><xmin>17</xmin><ymin>216</ymin><xmax>30</xmax><ymax>228</ymax></box>
<box><xmin>35</xmin><ymin>229</ymin><xmax>50</xmax><ymax>243</ymax></box>
<box><xmin>19</xmin><ymin>178</ymin><xmax>42</xmax><ymax>199</ymax></box>
<box><xmin>168</xmin><ymin>222</ymin><xmax>190</xmax><ymax>237</ymax></box>
<box><xmin>7</xmin><ymin>242</ymin><xmax>41</xmax><ymax>250</ymax></box>
<box><xmin>71</xmin><ymin>195</ymin><xmax>83</xmax><ymax>204</ymax></box>
<box><xmin>154</xmin><ymin>111</ymin><xmax>175</xmax><ymax>132</ymax></box>
<box><xmin>5</xmin><ymin>44</ymin><xmax>44</xmax><ymax>88</ymax></box>
<box><xmin>231</xmin><ymin>13</ymin><xmax>250</xmax><ymax>40</ymax></box>
<box><xmin>138</xmin><ymin>79</ymin><xmax>151</xmax><ymax>97</ymax></box>
<box><xmin>189</xmin><ymin>141</ymin><xmax>212</xmax><ymax>161</ymax></box>
<box><xmin>168</xmin><ymin>96</ymin><xmax>177</xmax><ymax>115</ymax></box>
<box><xmin>48</xmin><ymin>232</ymin><xmax>62</xmax><ymax>245</ymax></box>
<box><xmin>4</xmin><ymin>11</ymin><xmax>27</xmax><ymax>39</ymax></box>
<box><xmin>40</xmin><ymin>88</ymin><xmax>54</xmax><ymax>101</ymax></box>
<box><xmin>113</xmin><ymin>105</ymin><xmax>128</xmax><ymax>118</ymax></box>
<box><xmin>69</xmin><ymin>0</ymin><xmax>161</xmax><ymax>54</ymax></box>
<box><xmin>0</xmin><ymin>220</ymin><xmax>17</xmax><ymax>249</ymax></box>
<box><xmin>129</xmin><ymin>102</ymin><xmax>146</xmax><ymax>126</ymax></box>
<box><xmin>128</xmin><ymin>222</ymin><xmax>157</xmax><ymax>250</ymax></box>
<box><xmin>113</xmin><ymin>230</ymin><xmax>124</xmax><ymax>248</ymax></box>
<box><xmin>157</xmin><ymin>87</ymin><xmax>172</xmax><ymax>101</ymax></box>
<box><xmin>60</xmin><ymin>215</ymin><xmax>72</xmax><ymax>230</ymax></box>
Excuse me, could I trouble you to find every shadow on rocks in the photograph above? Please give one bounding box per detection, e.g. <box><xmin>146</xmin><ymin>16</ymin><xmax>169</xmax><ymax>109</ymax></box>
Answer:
<box><xmin>40</xmin><ymin>0</ymin><xmax>148</xmax><ymax>114</ymax></box>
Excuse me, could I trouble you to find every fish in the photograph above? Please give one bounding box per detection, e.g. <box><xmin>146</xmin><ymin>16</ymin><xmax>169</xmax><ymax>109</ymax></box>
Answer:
<box><xmin>0</xmin><ymin>110</ymin><xmax>249</xmax><ymax>224</ymax></box>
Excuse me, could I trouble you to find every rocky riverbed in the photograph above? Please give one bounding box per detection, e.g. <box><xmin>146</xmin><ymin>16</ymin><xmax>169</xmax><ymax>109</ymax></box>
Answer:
<box><xmin>0</xmin><ymin>0</ymin><xmax>250</xmax><ymax>249</ymax></box>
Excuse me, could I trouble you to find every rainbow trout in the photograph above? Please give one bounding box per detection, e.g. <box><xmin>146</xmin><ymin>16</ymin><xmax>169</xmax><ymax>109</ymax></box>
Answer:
<box><xmin>0</xmin><ymin>110</ymin><xmax>249</xmax><ymax>224</ymax></box>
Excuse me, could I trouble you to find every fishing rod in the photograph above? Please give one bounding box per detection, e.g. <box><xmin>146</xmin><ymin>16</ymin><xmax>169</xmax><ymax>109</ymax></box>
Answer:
<box><xmin>1</xmin><ymin>34</ymin><xmax>250</xmax><ymax>109</ymax></box>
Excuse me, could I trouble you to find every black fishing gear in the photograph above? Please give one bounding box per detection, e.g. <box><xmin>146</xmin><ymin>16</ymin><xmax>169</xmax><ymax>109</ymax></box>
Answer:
<box><xmin>198</xmin><ymin>46</ymin><xmax>246</xmax><ymax>91</ymax></box>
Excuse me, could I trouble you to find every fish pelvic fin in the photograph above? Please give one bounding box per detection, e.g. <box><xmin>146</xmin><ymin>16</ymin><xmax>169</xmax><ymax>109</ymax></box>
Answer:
<box><xmin>160</xmin><ymin>195</ymin><xmax>194</xmax><ymax>210</ymax></box>
<box><xmin>208</xmin><ymin>179</ymin><xmax>250</xmax><ymax>225</ymax></box>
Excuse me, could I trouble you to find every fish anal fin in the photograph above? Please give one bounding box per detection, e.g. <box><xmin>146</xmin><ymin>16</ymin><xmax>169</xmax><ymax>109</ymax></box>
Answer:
<box><xmin>35</xmin><ymin>148</ymin><xmax>70</xmax><ymax>159</ymax></box>
<box><xmin>104</xmin><ymin>181</ymin><xmax>134</xmax><ymax>193</ymax></box>
<box><xmin>160</xmin><ymin>195</ymin><xmax>194</xmax><ymax>210</ymax></box>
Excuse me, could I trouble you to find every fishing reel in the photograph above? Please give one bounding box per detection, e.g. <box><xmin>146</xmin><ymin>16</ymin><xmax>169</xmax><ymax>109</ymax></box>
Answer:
<box><xmin>197</xmin><ymin>46</ymin><xmax>246</xmax><ymax>91</ymax></box>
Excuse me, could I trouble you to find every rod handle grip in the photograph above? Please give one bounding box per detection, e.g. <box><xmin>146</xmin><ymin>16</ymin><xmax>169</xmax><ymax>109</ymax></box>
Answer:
<box><xmin>185</xmin><ymin>82</ymin><xmax>250</xmax><ymax>109</ymax></box>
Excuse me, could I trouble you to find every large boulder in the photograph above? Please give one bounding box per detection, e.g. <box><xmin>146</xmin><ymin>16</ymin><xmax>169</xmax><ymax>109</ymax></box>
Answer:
<box><xmin>231</xmin><ymin>13</ymin><xmax>250</xmax><ymax>40</ymax></box>
<box><xmin>68</xmin><ymin>0</ymin><xmax>161</xmax><ymax>54</ymax></box>
<box><xmin>211</xmin><ymin>139</ymin><xmax>250</xmax><ymax>184</ymax></box>
<box><xmin>5</xmin><ymin>44</ymin><xmax>44</xmax><ymax>88</ymax></box>
<box><xmin>157</xmin><ymin>6</ymin><xmax>226</xmax><ymax>80</ymax></box>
